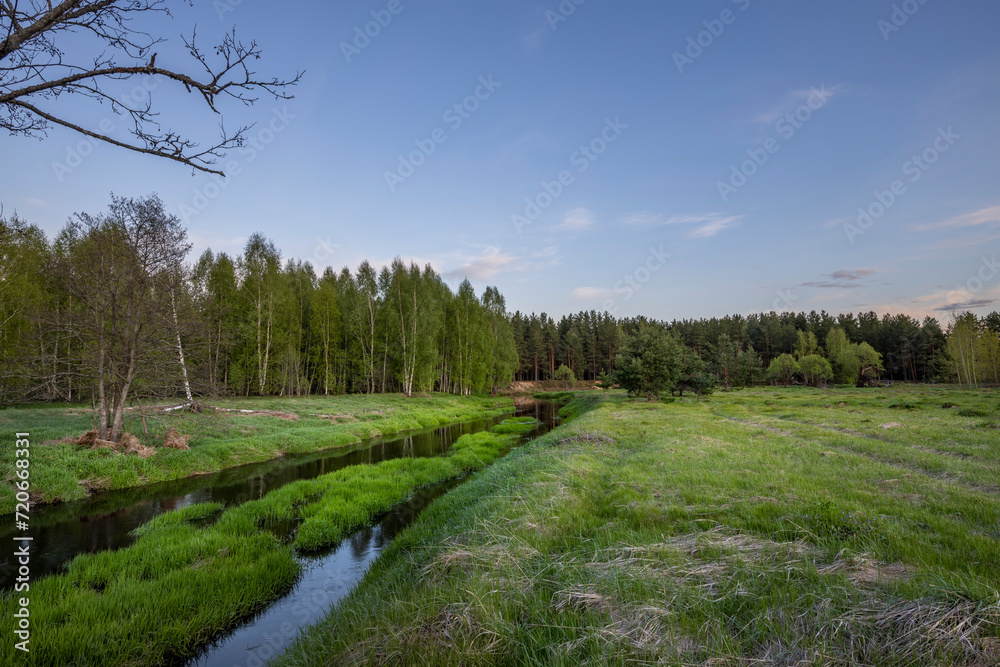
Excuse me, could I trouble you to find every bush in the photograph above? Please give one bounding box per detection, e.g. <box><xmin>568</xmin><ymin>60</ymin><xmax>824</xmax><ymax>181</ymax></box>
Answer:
<box><xmin>552</xmin><ymin>364</ymin><xmax>576</xmax><ymax>388</ymax></box>
<box><xmin>799</xmin><ymin>355</ymin><xmax>833</xmax><ymax>387</ymax></box>
<box><xmin>767</xmin><ymin>354</ymin><xmax>800</xmax><ymax>387</ymax></box>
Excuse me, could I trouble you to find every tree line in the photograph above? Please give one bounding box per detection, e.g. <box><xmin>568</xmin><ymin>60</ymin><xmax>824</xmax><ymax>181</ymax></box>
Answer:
<box><xmin>0</xmin><ymin>195</ymin><xmax>518</xmax><ymax>439</ymax></box>
<box><xmin>2</xmin><ymin>194</ymin><xmax>997</xmax><ymax>423</ymax></box>
<box><xmin>508</xmin><ymin>308</ymin><xmax>990</xmax><ymax>387</ymax></box>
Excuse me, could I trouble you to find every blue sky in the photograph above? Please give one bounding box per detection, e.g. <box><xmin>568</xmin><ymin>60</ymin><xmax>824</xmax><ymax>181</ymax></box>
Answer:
<box><xmin>4</xmin><ymin>0</ymin><xmax>1000</xmax><ymax>321</ymax></box>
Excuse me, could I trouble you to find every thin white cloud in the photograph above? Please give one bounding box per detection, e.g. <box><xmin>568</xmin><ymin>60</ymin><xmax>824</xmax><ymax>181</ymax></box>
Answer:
<box><xmin>444</xmin><ymin>247</ymin><xmax>519</xmax><ymax>281</ymax></box>
<box><xmin>537</xmin><ymin>245</ymin><xmax>558</xmax><ymax>258</ymax></box>
<box><xmin>752</xmin><ymin>84</ymin><xmax>846</xmax><ymax>125</ymax></box>
<box><xmin>919</xmin><ymin>230</ymin><xmax>1000</xmax><ymax>252</ymax></box>
<box><xmin>821</xmin><ymin>216</ymin><xmax>850</xmax><ymax>229</ymax></box>
<box><xmin>572</xmin><ymin>287</ymin><xmax>616</xmax><ymax>300</ymax></box>
<box><xmin>688</xmin><ymin>215</ymin><xmax>741</xmax><ymax>238</ymax></box>
<box><xmin>442</xmin><ymin>245</ymin><xmax>559</xmax><ymax>282</ymax></box>
<box><xmin>620</xmin><ymin>211</ymin><xmax>662</xmax><ymax>227</ymax></box>
<box><xmin>858</xmin><ymin>284</ymin><xmax>1000</xmax><ymax>321</ymax></box>
<box><xmin>522</xmin><ymin>27</ymin><xmax>545</xmax><ymax>50</ymax></box>
<box><xmin>554</xmin><ymin>207</ymin><xmax>595</xmax><ymax>232</ymax></box>
<box><xmin>621</xmin><ymin>212</ymin><xmax>741</xmax><ymax>238</ymax></box>
<box><xmin>912</xmin><ymin>205</ymin><xmax>1000</xmax><ymax>232</ymax></box>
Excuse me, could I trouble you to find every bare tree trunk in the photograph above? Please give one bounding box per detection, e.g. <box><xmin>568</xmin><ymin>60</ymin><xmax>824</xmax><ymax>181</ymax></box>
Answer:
<box><xmin>170</xmin><ymin>287</ymin><xmax>194</xmax><ymax>403</ymax></box>
<box><xmin>110</xmin><ymin>331</ymin><xmax>139</xmax><ymax>442</ymax></box>
<box><xmin>96</xmin><ymin>314</ymin><xmax>109</xmax><ymax>439</ymax></box>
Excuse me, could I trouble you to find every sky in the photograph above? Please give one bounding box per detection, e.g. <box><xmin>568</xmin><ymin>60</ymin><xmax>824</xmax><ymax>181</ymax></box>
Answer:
<box><xmin>3</xmin><ymin>0</ymin><xmax>1000</xmax><ymax>322</ymax></box>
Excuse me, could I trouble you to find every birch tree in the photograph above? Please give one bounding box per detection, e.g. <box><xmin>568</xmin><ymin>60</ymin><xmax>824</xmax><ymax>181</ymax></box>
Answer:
<box><xmin>239</xmin><ymin>234</ymin><xmax>281</xmax><ymax>395</ymax></box>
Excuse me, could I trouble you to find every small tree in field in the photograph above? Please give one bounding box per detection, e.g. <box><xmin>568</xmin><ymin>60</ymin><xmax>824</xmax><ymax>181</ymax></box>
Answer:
<box><xmin>767</xmin><ymin>354</ymin><xmax>800</xmax><ymax>388</ymax></box>
<box><xmin>736</xmin><ymin>345</ymin><xmax>764</xmax><ymax>387</ymax></box>
<box><xmin>613</xmin><ymin>325</ymin><xmax>681</xmax><ymax>401</ymax></box>
<box><xmin>799</xmin><ymin>354</ymin><xmax>833</xmax><ymax>387</ymax></box>
<box><xmin>594</xmin><ymin>372</ymin><xmax>613</xmax><ymax>395</ymax></box>
<box><xmin>553</xmin><ymin>363</ymin><xmax>576</xmax><ymax>389</ymax></box>
<box><xmin>854</xmin><ymin>342</ymin><xmax>884</xmax><ymax>387</ymax></box>
<box><xmin>676</xmin><ymin>346</ymin><xmax>716</xmax><ymax>397</ymax></box>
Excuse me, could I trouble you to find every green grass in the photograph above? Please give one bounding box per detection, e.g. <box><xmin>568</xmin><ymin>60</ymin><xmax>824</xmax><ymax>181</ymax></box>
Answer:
<box><xmin>0</xmin><ymin>393</ymin><xmax>512</xmax><ymax>514</ymax></box>
<box><xmin>0</xmin><ymin>428</ymin><xmax>522</xmax><ymax>665</ymax></box>
<box><xmin>490</xmin><ymin>416</ymin><xmax>541</xmax><ymax>435</ymax></box>
<box><xmin>274</xmin><ymin>387</ymin><xmax>1000</xmax><ymax>667</ymax></box>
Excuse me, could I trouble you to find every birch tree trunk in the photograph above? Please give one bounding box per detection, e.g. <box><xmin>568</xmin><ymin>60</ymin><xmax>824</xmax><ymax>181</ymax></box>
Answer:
<box><xmin>170</xmin><ymin>287</ymin><xmax>194</xmax><ymax>404</ymax></box>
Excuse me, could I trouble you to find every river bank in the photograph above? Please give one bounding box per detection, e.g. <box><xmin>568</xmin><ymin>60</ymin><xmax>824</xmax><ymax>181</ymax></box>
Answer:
<box><xmin>0</xmin><ymin>399</ymin><xmax>560</xmax><ymax>665</ymax></box>
<box><xmin>0</xmin><ymin>394</ymin><xmax>512</xmax><ymax>514</ymax></box>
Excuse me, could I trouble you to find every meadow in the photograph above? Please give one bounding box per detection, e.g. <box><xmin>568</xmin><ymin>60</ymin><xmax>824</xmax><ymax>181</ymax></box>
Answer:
<box><xmin>0</xmin><ymin>393</ymin><xmax>512</xmax><ymax>514</ymax></box>
<box><xmin>276</xmin><ymin>386</ymin><xmax>1000</xmax><ymax>666</ymax></box>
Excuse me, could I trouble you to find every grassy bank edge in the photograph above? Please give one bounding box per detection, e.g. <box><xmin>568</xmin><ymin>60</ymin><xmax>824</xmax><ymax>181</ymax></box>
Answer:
<box><xmin>0</xmin><ymin>415</ymin><xmax>540</xmax><ymax>665</ymax></box>
<box><xmin>1</xmin><ymin>394</ymin><xmax>513</xmax><ymax>514</ymax></box>
<box><xmin>273</xmin><ymin>393</ymin><xmax>603</xmax><ymax>666</ymax></box>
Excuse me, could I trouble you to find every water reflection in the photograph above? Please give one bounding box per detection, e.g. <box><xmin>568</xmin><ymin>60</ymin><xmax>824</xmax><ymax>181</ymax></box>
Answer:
<box><xmin>186</xmin><ymin>479</ymin><xmax>463</xmax><ymax>667</ymax></box>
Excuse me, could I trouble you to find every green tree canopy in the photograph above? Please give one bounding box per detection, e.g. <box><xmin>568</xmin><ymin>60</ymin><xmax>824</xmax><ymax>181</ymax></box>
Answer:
<box><xmin>613</xmin><ymin>325</ymin><xmax>681</xmax><ymax>400</ymax></box>
<box><xmin>799</xmin><ymin>354</ymin><xmax>833</xmax><ymax>387</ymax></box>
<box><xmin>767</xmin><ymin>354</ymin><xmax>800</xmax><ymax>387</ymax></box>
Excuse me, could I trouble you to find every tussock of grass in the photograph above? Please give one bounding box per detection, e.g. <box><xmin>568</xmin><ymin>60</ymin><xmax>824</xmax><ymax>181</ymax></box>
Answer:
<box><xmin>274</xmin><ymin>387</ymin><xmax>1000</xmax><ymax>667</ymax></box>
<box><xmin>490</xmin><ymin>417</ymin><xmax>540</xmax><ymax>435</ymax></box>
<box><xmin>131</xmin><ymin>500</ymin><xmax>225</xmax><ymax>537</ymax></box>
<box><xmin>0</xmin><ymin>521</ymin><xmax>299</xmax><ymax>665</ymax></box>
<box><xmin>0</xmin><ymin>394</ymin><xmax>512</xmax><ymax>514</ymax></box>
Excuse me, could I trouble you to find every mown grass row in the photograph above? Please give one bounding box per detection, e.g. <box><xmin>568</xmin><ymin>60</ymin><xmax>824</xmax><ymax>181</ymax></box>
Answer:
<box><xmin>0</xmin><ymin>393</ymin><xmax>512</xmax><ymax>513</ymax></box>
<box><xmin>273</xmin><ymin>388</ymin><xmax>1000</xmax><ymax>667</ymax></box>
<box><xmin>0</xmin><ymin>424</ymin><xmax>524</xmax><ymax>665</ymax></box>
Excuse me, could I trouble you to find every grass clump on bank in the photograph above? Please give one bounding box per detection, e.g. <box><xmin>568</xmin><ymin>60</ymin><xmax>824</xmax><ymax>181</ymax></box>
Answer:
<box><xmin>0</xmin><ymin>429</ymin><xmax>522</xmax><ymax>665</ymax></box>
<box><xmin>275</xmin><ymin>386</ymin><xmax>1000</xmax><ymax>667</ymax></box>
<box><xmin>220</xmin><ymin>429</ymin><xmax>521</xmax><ymax>552</ymax></box>
<box><xmin>0</xmin><ymin>514</ymin><xmax>299</xmax><ymax>666</ymax></box>
<box><xmin>0</xmin><ymin>393</ymin><xmax>512</xmax><ymax>514</ymax></box>
<box><xmin>490</xmin><ymin>416</ymin><xmax>540</xmax><ymax>435</ymax></box>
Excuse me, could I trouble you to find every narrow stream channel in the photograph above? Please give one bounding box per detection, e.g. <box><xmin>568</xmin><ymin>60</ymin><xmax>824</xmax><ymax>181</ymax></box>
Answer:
<box><xmin>1</xmin><ymin>399</ymin><xmax>559</xmax><ymax>590</ymax></box>
<box><xmin>187</xmin><ymin>478</ymin><xmax>464</xmax><ymax>667</ymax></box>
<box><xmin>184</xmin><ymin>398</ymin><xmax>561</xmax><ymax>667</ymax></box>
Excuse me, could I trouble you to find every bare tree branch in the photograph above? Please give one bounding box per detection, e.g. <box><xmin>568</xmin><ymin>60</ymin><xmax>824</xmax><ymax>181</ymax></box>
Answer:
<box><xmin>1</xmin><ymin>1</ymin><xmax>302</xmax><ymax>174</ymax></box>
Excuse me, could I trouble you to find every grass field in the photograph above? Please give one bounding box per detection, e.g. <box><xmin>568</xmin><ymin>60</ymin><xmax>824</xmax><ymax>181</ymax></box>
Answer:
<box><xmin>0</xmin><ymin>424</ymin><xmax>525</xmax><ymax>665</ymax></box>
<box><xmin>276</xmin><ymin>386</ymin><xmax>1000</xmax><ymax>667</ymax></box>
<box><xmin>0</xmin><ymin>393</ymin><xmax>512</xmax><ymax>514</ymax></box>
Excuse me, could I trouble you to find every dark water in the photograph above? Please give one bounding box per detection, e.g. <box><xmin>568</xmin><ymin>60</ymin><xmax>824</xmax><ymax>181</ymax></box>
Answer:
<box><xmin>188</xmin><ymin>479</ymin><xmax>462</xmax><ymax>667</ymax></box>
<box><xmin>0</xmin><ymin>398</ymin><xmax>559</xmax><ymax>591</ymax></box>
<box><xmin>186</xmin><ymin>398</ymin><xmax>560</xmax><ymax>667</ymax></box>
